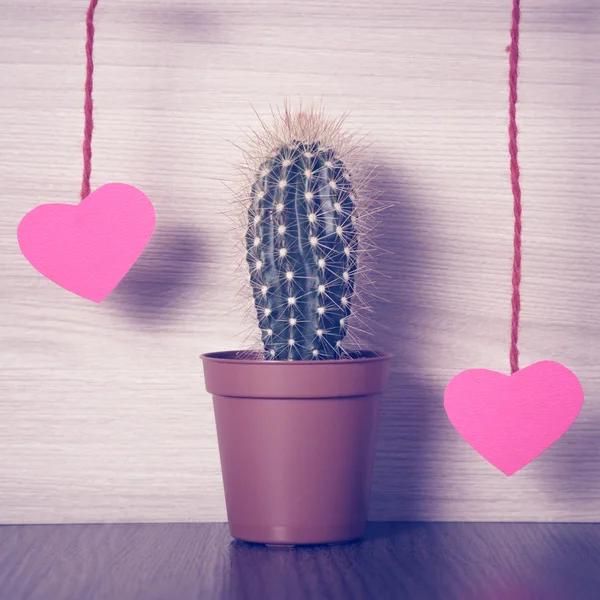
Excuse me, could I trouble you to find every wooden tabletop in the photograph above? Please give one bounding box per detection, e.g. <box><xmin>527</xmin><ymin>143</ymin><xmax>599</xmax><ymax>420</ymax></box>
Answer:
<box><xmin>1</xmin><ymin>522</ymin><xmax>599</xmax><ymax>599</ymax></box>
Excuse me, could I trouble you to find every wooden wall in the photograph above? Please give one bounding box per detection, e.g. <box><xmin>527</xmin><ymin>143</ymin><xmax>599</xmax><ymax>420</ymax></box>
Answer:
<box><xmin>1</xmin><ymin>0</ymin><xmax>599</xmax><ymax>523</ymax></box>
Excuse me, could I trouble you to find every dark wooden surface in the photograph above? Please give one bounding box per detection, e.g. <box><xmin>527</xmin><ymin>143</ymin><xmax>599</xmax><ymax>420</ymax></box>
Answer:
<box><xmin>1</xmin><ymin>522</ymin><xmax>600</xmax><ymax>600</ymax></box>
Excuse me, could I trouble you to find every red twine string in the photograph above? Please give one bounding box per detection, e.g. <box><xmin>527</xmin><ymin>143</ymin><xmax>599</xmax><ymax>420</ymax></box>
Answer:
<box><xmin>81</xmin><ymin>0</ymin><xmax>99</xmax><ymax>201</ymax></box>
<box><xmin>508</xmin><ymin>0</ymin><xmax>522</xmax><ymax>374</ymax></box>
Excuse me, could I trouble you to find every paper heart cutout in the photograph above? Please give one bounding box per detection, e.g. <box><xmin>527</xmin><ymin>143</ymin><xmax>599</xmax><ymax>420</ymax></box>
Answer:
<box><xmin>17</xmin><ymin>183</ymin><xmax>155</xmax><ymax>302</ymax></box>
<box><xmin>444</xmin><ymin>361</ymin><xmax>584</xmax><ymax>475</ymax></box>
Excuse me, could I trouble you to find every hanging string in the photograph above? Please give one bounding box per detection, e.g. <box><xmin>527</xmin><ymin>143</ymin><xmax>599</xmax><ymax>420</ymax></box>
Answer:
<box><xmin>508</xmin><ymin>0</ymin><xmax>522</xmax><ymax>374</ymax></box>
<box><xmin>81</xmin><ymin>0</ymin><xmax>99</xmax><ymax>200</ymax></box>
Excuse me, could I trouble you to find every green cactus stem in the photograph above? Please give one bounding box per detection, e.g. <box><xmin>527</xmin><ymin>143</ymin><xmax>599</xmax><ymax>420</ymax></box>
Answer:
<box><xmin>245</xmin><ymin>140</ymin><xmax>359</xmax><ymax>360</ymax></box>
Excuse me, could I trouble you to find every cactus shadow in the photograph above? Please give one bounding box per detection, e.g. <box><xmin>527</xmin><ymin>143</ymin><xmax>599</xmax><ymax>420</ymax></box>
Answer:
<box><xmin>363</xmin><ymin>162</ymin><xmax>440</xmax><ymax>521</ymax></box>
<box><xmin>108</xmin><ymin>224</ymin><xmax>207</xmax><ymax>324</ymax></box>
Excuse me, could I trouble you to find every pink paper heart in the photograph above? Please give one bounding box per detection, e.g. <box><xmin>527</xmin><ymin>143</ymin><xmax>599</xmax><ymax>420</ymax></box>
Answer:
<box><xmin>444</xmin><ymin>361</ymin><xmax>584</xmax><ymax>475</ymax></box>
<box><xmin>17</xmin><ymin>183</ymin><xmax>155</xmax><ymax>302</ymax></box>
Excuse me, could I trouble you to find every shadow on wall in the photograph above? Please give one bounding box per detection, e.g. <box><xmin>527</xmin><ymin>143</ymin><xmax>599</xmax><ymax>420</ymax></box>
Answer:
<box><xmin>541</xmin><ymin>415</ymin><xmax>600</xmax><ymax>506</ymax></box>
<box><xmin>541</xmin><ymin>0</ymin><xmax>600</xmax><ymax>507</ymax></box>
<box><xmin>107</xmin><ymin>224</ymin><xmax>207</xmax><ymax>324</ymax></box>
<box><xmin>364</xmin><ymin>162</ymin><xmax>440</xmax><ymax>521</ymax></box>
<box><xmin>131</xmin><ymin>2</ymin><xmax>223</xmax><ymax>43</ymax></box>
<box><xmin>102</xmin><ymin>2</ymin><xmax>222</xmax><ymax>325</ymax></box>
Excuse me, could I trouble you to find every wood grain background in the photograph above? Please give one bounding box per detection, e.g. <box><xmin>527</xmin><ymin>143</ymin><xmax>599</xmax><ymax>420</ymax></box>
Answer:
<box><xmin>1</xmin><ymin>0</ymin><xmax>599</xmax><ymax>524</ymax></box>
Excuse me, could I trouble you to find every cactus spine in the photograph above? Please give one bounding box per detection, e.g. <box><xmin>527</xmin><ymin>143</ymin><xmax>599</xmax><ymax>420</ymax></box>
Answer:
<box><xmin>245</xmin><ymin>137</ymin><xmax>359</xmax><ymax>361</ymax></box>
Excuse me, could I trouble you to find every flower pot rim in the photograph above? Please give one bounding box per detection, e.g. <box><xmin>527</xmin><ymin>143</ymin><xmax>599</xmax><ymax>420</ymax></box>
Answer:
<box><xmin>201</xmin><ymin>349</ymin><xmax>393</xmax><ymax>366</ymax></box>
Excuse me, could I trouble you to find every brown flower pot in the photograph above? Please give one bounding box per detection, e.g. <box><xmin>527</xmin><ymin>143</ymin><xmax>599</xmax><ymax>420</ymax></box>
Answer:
<box><xmin>201</xmin><ymin>350</ymin><xmax>392</xmax><ymax>546</ymax></box>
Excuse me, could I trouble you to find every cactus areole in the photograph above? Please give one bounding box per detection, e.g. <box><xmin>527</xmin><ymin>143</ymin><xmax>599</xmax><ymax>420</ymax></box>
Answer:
<box><xmin>246</xmin><ymin>140</ymin><xmax>359</xmax><ymax>361</ymax></box>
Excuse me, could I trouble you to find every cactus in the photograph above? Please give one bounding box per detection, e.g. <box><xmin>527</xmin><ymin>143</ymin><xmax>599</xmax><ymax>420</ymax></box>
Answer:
<box><xmin>245</xmin><ymin>140</ymin><xmax>358</xmax><ymax>360</ymax></box>
<box><xmin>233</xmin><ymin>105</ymin><xmax>378</xmax><ymax>361</ymax></box>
